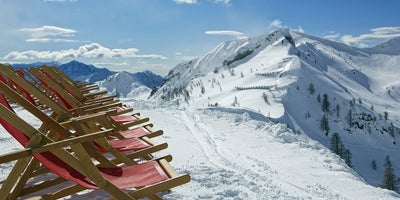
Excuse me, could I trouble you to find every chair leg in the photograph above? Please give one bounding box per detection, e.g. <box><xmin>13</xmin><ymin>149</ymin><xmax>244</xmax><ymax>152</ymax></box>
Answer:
<box><xmin>148</xmin><ymin>193</ymin><xmax>163</xmax><ymax>200</ymax></box>
<box><xmin>8</xmin><ymin>158</ymin><xmax>39</xmax><ymax>200</ymax></box>
<box><xmin>0</xmin><ymin>157</ymin><xmax>34</xmax><ymax>199</ymax></box>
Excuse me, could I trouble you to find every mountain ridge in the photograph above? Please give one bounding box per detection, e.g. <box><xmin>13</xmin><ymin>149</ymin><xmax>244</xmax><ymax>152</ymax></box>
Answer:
<box><xmin>9</xmin><ymin>60</ymin><xmax>164</xmax><ymax>98</ymax></box>
<box><xmin>151</xmin><ymin>28</ymin><xmax>400</xmax><ymax>187</ymax></box>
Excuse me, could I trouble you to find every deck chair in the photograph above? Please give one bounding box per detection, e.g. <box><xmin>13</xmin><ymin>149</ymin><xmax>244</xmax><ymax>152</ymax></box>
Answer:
<box><xmin>0</xmin><ymin>76</ymin><xmax>167</xmax><ymax>164</ymax></box>
<box><xmin>1</xmin><ymin>65</ymin><xmax>147</xmax><ymax>129</ymax></box>
<box><xmin>46</xmin><ymin>65</ymin><xmax>101</xmax><ymax>92</ymax></box>
<box><xmin>40</xmin><ymin>65</ymin><xmax>108</xmax><ymax>102</ymax></box>
<box><xmin>0</xmin><ymin>66</ymin><xmax>163</xmax><ymax>145</ymax></box>
<box><xmin>27</xmin><ymin>66</ymin><xmax>143</xmax><ymax>127</ymax></box>
<box><xmin>0</xmin><ymin>65</ymin><xmax>161</xmax><ymax>140</ymax></box>
<box><xmin>5</xmin><ymin>66</ymin><xmax>124</xmax><ymax>116</ymax></box>
<box><xmin>0</xmin><ymin>102</ymin><xmax>190</xmax><ymax>199</ymax></box>
<box><xmin>33</xmin><ymin>66</ymin><xmax>115</xmax><ymax>104</ymax></box>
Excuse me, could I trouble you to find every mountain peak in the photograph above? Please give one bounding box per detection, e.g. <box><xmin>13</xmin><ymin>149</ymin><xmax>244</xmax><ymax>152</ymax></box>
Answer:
<box><xmin>151</xmin><ymin>29</ymin><xmax>400</xmax><ymax>187</ymax></box>
<box><xmin>366</xmin><ymin>37</ymin><xmax>400</xmax><ymax>55</ymax></box>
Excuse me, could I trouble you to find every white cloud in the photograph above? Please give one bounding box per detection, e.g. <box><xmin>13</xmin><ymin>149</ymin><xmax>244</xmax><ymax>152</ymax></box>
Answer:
<box><xmin>323</xmin><ymin>33</ymin><xmax>341</xmax><ymax>41</ymax></box>
<box><xmin>268</xmin><ymin>19</ymin><xmax>283</xmax><ymax>29</ymax></box>
<box><xmin>296</xmin><ymin>26</ymin><xmax>305</xmax><ymax>33</ymax></box>
<box><xmin>3</xmin><ymin>43</ymin><xmax>167</xmax><ymax>60</ymax></box>
<box><xmin>340</xmin><ymin>26</ymin><xmax>400</xmax><ymax>47</ymax></box>
<box><xmin>205</xmin><ymin>30</ymin><xmax>247</xmax><ymax>39</ymax></box>
<box><xmin>25</xmin><ymin>38</ymin><xmax>81</xmax><ymax>43</ymax></box>
<box><xmin>175</xmin><ymin>52</ymin><xmax>198</xmax><ymax>61</ymax></box>
<box><xmin>21</xmin><ymin>26</ymin><xmax>76</xmax><ymax>38</ymax></box>
<box><xmin>20</xmin><ymin>25</ymin><xmax>79</xmax><ymax>43</ymax></box>
<box><xmin>174</xmin><ymin>0</ymin><xmax>197</xmax><ymax>4</ymax></box>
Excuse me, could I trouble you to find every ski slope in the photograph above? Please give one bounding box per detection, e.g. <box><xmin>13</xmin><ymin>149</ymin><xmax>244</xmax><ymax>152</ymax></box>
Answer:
<box><xmin>137</xmin><ymin>105</ymin><xmax>399</xmax><ymax>199</ymax></box>
<box><xmin>152</xmin><ymin>29</ymin><xmax>400</xmax><ymax>188</ymax></box>
<box><xmin>1</xmin><ymin>101</ymin><xmax>399</xmax><ymax>199</ymax></box>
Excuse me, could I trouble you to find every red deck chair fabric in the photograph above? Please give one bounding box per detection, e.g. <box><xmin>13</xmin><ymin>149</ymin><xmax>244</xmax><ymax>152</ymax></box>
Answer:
<box><xmin>118</xmin><ymin>127</ymin><xmax>153</xmax><ymax>138</ymax></box>
<box><xmin>0</xmin><ymin>82</ymin><xmax>152</xmax><ymax>154</ymax></box>
<box><xmin>0</xmin><ymin>92</ymin><xmax>31</xmax><ymax>146</ymax></box>
<box><xmin>33</xmin><ymin>70</ymin><xmax>139</xmax><ymax>124</ymax></box>
<box><xmin>95</xmin><ymin>137</ymin><xmax>151</xmax><ymax>153</ymax></box>
<box><xmin>109</xmin><ymin>115</ymin><xmax>141</xmax><ymax>124</ymax></box>
<box><xmin>0</xmin><ymin>74</ymin><xmax>37</xmax><ymax>106</ymax></box>
<box><xmin>0</xmin><ymin>91</ymin><xmax>170</xmax><ymax>189</ymax></box>
<box><xmin>42</xmin><ymin>70</ymin><xmax>79</xmax><ymax>98</ymax></box>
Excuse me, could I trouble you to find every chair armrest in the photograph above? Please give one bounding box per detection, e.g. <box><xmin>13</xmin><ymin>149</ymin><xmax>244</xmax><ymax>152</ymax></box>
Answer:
<box><xmin>0</xmin><ymin>129</ymin><xmax>113</xmax><ymax>164</ymax></box>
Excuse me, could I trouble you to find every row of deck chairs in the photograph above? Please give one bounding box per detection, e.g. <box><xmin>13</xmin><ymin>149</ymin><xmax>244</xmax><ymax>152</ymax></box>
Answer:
<box><xmin>0</xmin><ymin>64</ymin><xmax>190</xmax><ymax>199</ymax></box>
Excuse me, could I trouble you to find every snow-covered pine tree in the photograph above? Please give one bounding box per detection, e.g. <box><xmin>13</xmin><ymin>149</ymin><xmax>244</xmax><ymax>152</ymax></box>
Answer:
<box><xmin>372</xmin><ymin>159</ymin><xmax>377</xmax><ymax>170</ymax></box>
<box><xmin>322</xmin><ymin>93</ymin><xmax>330</xmax><ymax>113</ymax></box>
<box><xmin>308</xmin><ymin>83</ymin><xmax>315</xmax><ymax>95</ymax></box>
<box><xmin>330</xmin><ymin>132</ymin><xmax>353</xmax><ymax>168</ymax></box>
<box><xmin>330</xmin><ymin>132</ymin><xmax>344</xmax><ymax>155</ymax></box>
<box><xmin>320</xmin><ymin>115</ymin><xmax>330</xmax><ymax>136</ymax></box>
<box><xmin>381</xmin><ymin>155</ymin><xmax>398</xmax><ymax>192</ymax></box>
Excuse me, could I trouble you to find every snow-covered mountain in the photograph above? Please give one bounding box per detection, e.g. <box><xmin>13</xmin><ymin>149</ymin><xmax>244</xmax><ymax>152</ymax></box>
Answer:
<box><xmin>58</xmin><ymin>60</ymin><xmax>163</xmax><ymax>98</ymax></box>
<box><xmin>151</xmin><ymin>29</ymin><xmax>400</xmax><ymax>187</ymax></box>
<box><xmin>9</xmin><ymin>60</ymin><xmax>164</xmax><ymax>99</ymax></box>
<box><xmin>98</xmin><ymin>70</ymin><xmax>162</xmax><ymax>99</ymax></box>
<box><xmin>11</xmin><ymin>61</ymin><xmax>61</xmax><ymax>69</ymax></box>
<box><xmin>59</xmin><ymin>60</ymin><xmax>115</xmax><ymax>82</ymax></box>
<box><xmin>2</xmin><ymin>30</ymin><xmax>400</xmax><ymax>199</ymax></box>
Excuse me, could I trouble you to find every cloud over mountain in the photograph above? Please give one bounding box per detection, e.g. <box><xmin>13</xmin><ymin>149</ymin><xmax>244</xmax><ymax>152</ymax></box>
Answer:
<box><xmin>205</xmin><ymin>30</ymin><xmax>247</xmax><ymax>39</ymax></box>
<box><xmin>3</xmin><ymin>43</ymin><xmax>167</xmax><ymax>60</ymax></box>
<box><xmin>341</xmin><ymin>27</ymin><xmax>400</xmax><ymax>47</ymax></box>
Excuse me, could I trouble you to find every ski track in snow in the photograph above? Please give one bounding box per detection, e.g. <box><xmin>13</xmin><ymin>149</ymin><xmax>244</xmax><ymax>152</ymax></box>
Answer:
<box><xmin>134</xmin><ymin>105</ymin><xmax>399</xmax><ymax>200</ymax></box>
<box><xmin>1</xmin><ymin>100</ymin><xmax>400</xmax><ymax>199</ymax></box>
<box><xmin>0</xmin><ymin>102</ymin><xmax>399</xmax><ymax>199</ymax></box>
<box><xmin>177</xmin><ymin>110</ymin><xmax>289</xmax><ymax>199</ymax></box>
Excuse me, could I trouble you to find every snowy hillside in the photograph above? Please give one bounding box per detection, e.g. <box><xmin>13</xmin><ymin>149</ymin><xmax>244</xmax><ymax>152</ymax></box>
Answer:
<box><xmin>1</xmin><ymin>101</ymin><xmax>399</xmax><ymax>199</ymax></box>
<box><xmin>1</xmin><ymin>30</ymin><xmax>400</xmax><ymax>199</ymax></box>
<box><xmin>98</xmin><ymin>71</ymin><xmax>162</xmax><ymax>99</ymax></box>
<box><xmin>152</xmin><ymin>29</ymin><xmax>400</xmax><ymax>188</ymax></box>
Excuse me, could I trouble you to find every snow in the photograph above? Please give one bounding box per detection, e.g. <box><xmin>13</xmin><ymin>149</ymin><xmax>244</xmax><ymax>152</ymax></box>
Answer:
<box><xmin>2</xmin><ymin>101</ymin><xmax>399</xmax><ymax>199</ymax></box>
<box><xmin>152</xmin><ymin>28</ymin><xmax>400</xmax><ymax>191</ymax></box>
<box><xmin>1</xmin><ymin>29</ymin><xmax>400</xmax><ymax>199</ymax></box>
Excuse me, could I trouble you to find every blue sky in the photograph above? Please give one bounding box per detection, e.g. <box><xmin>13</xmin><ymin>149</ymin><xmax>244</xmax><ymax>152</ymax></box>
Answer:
<box><xmin>1</xmin><ymin>0</ymin><xmax>399</xmax><ymax>75</ymax></box>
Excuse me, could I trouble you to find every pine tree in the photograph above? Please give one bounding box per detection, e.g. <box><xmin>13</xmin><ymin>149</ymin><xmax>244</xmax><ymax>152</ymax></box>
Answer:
<box><xmin>346</xmin><ymin>110</ymin><xmax>353</xmax><ymax>128</ymax></box>
<box><xmin>384</xmin><ymin>111</ymin><xmax>389</xmax><ymax>120</ymax></box>
<box><xmin>320</xmin><ymin>115</ymin><xmax>330</xmax><ymax>136</ymax></box>
<box><xmin>322</xmin><ymin>93</ymin><xmax>330</xmax><ymax>113</ymax></box>
<box><xmin>330</xmin><ymin>132</ymin><xmax>353</xmax><ymax>168</ymax></box>
<box><xmin>317</xmin><ymin>94</ymin><xmax>321</xmax><ymax>103</ymax></box>
<box><xmin>336</xmin><ymin>104</ymin><xmax>340</xmax><ymax>118</ymax></box>
<box><xmin>372</xmin><ymin>160</ymin><xmax>377</xmax><ymax>170</ymax></box>
<box><xmin>308</xmin><ymin>83</ymin><xmax>315</xmax><ymax>95</ymax></box>
<box><xmin>343</xmin><ymin>149</ymin><xmax>353</xmax><ymax>168</ymax></box>
<box><xmin>330</xmin><ymin>132</ymin><xmax>343</xmax><ymax>155</ymax></box>
<box><xmin>381</xmin><ymin>155</ymin><xmax>398</xmax><ymax>191</ymax></box>
<box><xmin>262</xmin><ymin>92</ymin><xmax>269</xmax><ymax>104</ymax></box>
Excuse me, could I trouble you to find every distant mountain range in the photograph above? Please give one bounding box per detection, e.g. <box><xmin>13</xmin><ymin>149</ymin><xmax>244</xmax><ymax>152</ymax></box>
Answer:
<box><xmin>11</xmin><ymin>60</ymin><xmax>164</xmax><ymax>98</ymax></box>
<box><xmin>151</xmin><ymin>28</ymin><xmax>400</xmax><ymax>187</ymax></box>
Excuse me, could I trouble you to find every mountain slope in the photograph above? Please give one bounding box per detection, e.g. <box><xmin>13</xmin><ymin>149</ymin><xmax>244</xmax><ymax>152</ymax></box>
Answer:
<box><xmin>98</xmin><ymin>71</ymin><xmax>162</xmax><ymax>99</ymax></box>
<box><xmin>58</xmin><ymin>60</ymin><xmax>163</xmax><ymax>98</ymax></box>
<box><xmin>59</xmin><ymin>60</ymin><xmax>115</xmax><ymax>82</ymax></box>
<box><xmin>152</xmin><ymin>29</ymin><xmax>400</xmax><ymax>187</ymax></box>
<box><xmin>11</xmin><ymin>61</ymin><xmax>61</xmax><ymax>69</ymax></box>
